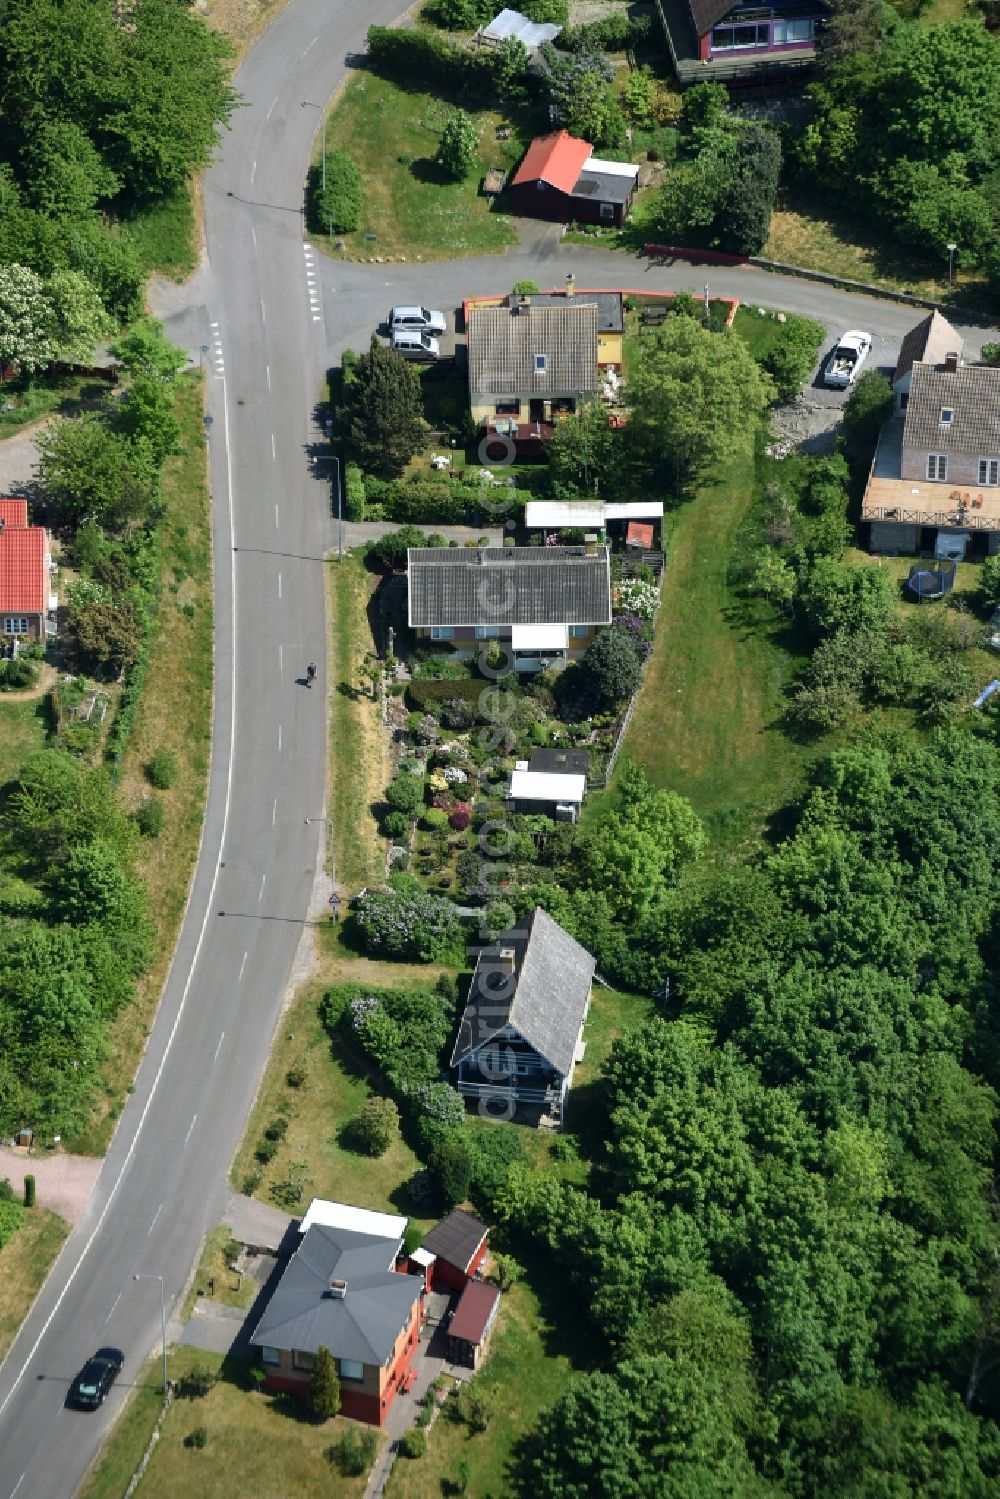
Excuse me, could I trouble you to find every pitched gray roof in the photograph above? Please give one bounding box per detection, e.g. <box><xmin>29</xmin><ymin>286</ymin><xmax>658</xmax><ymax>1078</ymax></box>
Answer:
<box><xmin>451</xmin><ymin>906</ymin><xmax>595</xmax><ymax>1077</ymax></box>
<box><xmin>421</xmin><ymin>1209</ymin><xmax>488</xmax><ymax>1271</ymax></box>
<box><xmin>468</xmin><ymin>303</ymin><xmax>598</xmax><ymax>397</ymax></box>
<box><xmin>892</xmin><ymin>310</ymin><xmax>963</xmax><ymax>385</ymax></box>
<box><xmin>248</xmin><ymin>1224</ymin><xmax>419</xmax><ymax>1367</ymax></box>
<box><xmin>572</xmin><ymin>169</ymin><xmax>634</xmax><ymax>205</ymax></box>
<box><xmin>407</xmin><ymin>546</ymin><xmax>611</xmax><ymax>628</ymax></box>
<box><xmin>520</xmin><ymin>291</ymin><xmax>623</xmax><ymax>334</ymax></box>
<box><xmin>528</xmin><ymin>747</ymin><xmax>591</xmax><ymax>775</ymax></box>
<box><xmin>902</xmin><ymin>364</ymin><xmax>1000</xmax><ymax>456</ymax></box>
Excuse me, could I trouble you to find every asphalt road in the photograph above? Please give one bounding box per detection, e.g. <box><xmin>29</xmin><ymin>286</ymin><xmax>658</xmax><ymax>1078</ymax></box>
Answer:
<box><xmin>0</xmin><ymin>4</ymin><xmax>997</xmax><ymax>1494</ymax></box>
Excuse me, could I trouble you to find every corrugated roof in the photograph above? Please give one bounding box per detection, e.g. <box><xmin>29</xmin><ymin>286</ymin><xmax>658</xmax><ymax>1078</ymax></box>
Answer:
<box><xmin>468</xmin><ymin>302</ymin><xmax>599</xmax><ymax>397</ymax></box>
<box><xmin>572</xmin><ymin>168</ymin><xmax>635</xmax><ymax>205</ymax></box>
<box><xmin>520</xmin><ymin>291</ymin><xmax>623</xmax><ymax>334</ymax></box>
<box><xmin>451</xmin><ymin>906</ymin><xmax>595</xmax><ymax>1077</ymax></box>
<box><xmin>407</xmin><ymin>546</ymin><xmax>611</xmax><ymax>628</ymax></box>
<box><xmin>0</xmin><ymin>526</ymin><xmax>47</xmax><ymax>614</ymax></box>
<box><xmin>0</xmin><ymin>498</ymin><xmax>29</xmax><ymax>528</ymax></box>
<box><xmin>525</xmin><ymin>499</ymin><xmax>664</xmax><ymax>528</ymax></box>
<box><xmin>249</xmin><ymin>1224</ymin><xmax>419</xmax><ymax>1367</ymax></box>
<box><xmin>421</xmin><ymin>1209</ymin><xmax>488</xmax><ymax>1272</ymax></box>
<box><xmin>687</xmin><ymin>0</ymin><xmax>741</xmax><ymax>36</ymax></box>
<box><xmin>902</xmin><ymin>364</ymin><xmax>1000</xmax><ymax>455</ymax></box>
<box><xmin>626</xmin><ymin>521</ymin><xmax>654</xmax><ymax>548</ymax></box>
<box><xmin>481</xmin><ymin>7</ymin><xmax>562</xmax><ymax>48</ymax></box>
<box><xmin>893</xmin><ymin>310</ymin><xmax>964</xmax><ymax>386</ymax></box>
<box><xmin>449</xmin><ymin>1280</ymin><xmax>500</xmax><ymax>1345</ymax></box>
<box><xmin>509</xmin><ymin>769</ymin><xmax>586</xmax><ymax>803</ymax></box>
<box><xmin>528</xmin><ymin>747</ymin><xmax>591</xmax><ymax>776</ymax></box>
<box><xmin>511</xmin><ymin>130</ymin><xmax>593</xmax><ymax>194</ymax></box>
<box><xmin>299</xmin><ymin>1199</ymin><xmax>407</xmax><ymax>1240</ymax></box>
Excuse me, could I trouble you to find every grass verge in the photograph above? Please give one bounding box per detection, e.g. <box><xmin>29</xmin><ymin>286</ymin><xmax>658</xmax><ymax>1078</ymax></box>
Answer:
<box><xmin>81</xmin><ymin>1348</ymin><xmax>376</xmax><ymax>1499</ymax></box>
<box><xmin>121</xmin><ymin>183</ymin><xmax>199</xmax><ymax>282</ymax></box>
<box><xmin>0</xmin><ymin>695</ymin><xmax>49</xmax><ymax>794</ymax></box>
<box><xmin>318</xmin><ymin>72</ymin><xmax>530</xmax><ymax>261</ymax></box>
<box><xmin>67</xmin><ymin>375</ymin><xmax>214</xmax><ymax>1155</ymax></box>
<box><xmin>180</xmin><ymin>1226</ymin><xmax>258</xmax><ymax>1324</ymax></box>
<box><xmin>327</xmin><ymin>555</ymin><xmax>391</xmax><ymax>893</ymax></box>
<box><xmin>0</xmin><ymin>1209</ymin><xmax>69</xmax><ymax>1365</ymax></box>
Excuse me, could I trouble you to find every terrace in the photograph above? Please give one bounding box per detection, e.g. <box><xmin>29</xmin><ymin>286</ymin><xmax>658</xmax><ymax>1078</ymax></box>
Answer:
<box><xmin>861</xmin><ymin>416</ymin><xmax>1000</xmax><ymax>534</ymax></box>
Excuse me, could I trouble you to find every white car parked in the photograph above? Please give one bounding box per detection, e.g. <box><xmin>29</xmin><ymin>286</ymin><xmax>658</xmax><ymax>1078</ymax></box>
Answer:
<box><xmin>388</xmin><ymin>305</ymin><xmax>446</xmax><ymax>335</ymax></box>
<box><xmin>824</xmin><ymin>330</ymin><xmax>873</xmax><ymax>389</ymax></box>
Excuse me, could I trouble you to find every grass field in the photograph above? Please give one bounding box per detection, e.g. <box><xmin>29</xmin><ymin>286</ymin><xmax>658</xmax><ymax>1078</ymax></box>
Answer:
<box><xmin>319</xmin><ymin>72</ymin><xmax>532</xmax><ymax>261</ymax></box>
<box><xmin>0</xmin><ymin>695</ymin><xmax>48</xmax><ymax>793</ymax></box>
<box><xmin>81</xmin><ymin>1348</ymin><xmax>375</xmax><ymax>1499</ymax></box>
<box><xmin>605</xmin><ymin>453</ymin><xmax>814</xmax><ymax>847</ymax></box>
<box><xmin>121</xmin><ymin>183</ymin><xmax>199</xmax><ymax>282</ymax></box>
<box><xmin>180</xmin><ymin>1226</ymin><xmax>258</xmax><ymax>1323</ymax></box>
<box><xmin>0</xmin><ymin>1209</ymin><xmax>68</xmax><ymax>1365</ymax></box>
<box><xmin>327</xmin><ymin>555</ymin><xmax>391</xmax><ymax>893</ymax></box>
<box><xmin>67</xmin><ymin>375</ymin><xmax>214</xmax><ymax>1155</ymax></box>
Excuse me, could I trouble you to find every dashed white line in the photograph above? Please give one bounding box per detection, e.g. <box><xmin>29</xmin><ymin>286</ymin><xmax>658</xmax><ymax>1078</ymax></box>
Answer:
<box><xmin>250</xmin><ymin>159</ymin><xmax>257</xmax><ymax>186</ymax></box>
<box><xmin>213</xmin><ymin>1032</ymin><xmax>225</xmax><ymax>1065</ymax></box>
<box><xmin>184</xmin><ymin>1115</ymin><xmax>198</xmax><ymax>1148</ymax></box>
<box><xmin>266</xmin><ymin>365</ymin><xmax>271</xmax><ymax>390</ymax></box>
<box><xmin>278</xmin><ymin>723</ymin><xmax>283</xmax><ymax>753</ymax></box>
<box><xmin>279</xmin><ymin>642</ymin><xmax>283</xmax><ymax>674</ymax></box>
<box><xmin>251</xmin><ymin>224</ymin><xmax>257</xmax><ymax>249</ymax></box>
<box><xmin>260</xmin><ymin>297</ymin><xmax>266</xmax><ymax>325</ymax></box>
<box><xmin>277</xmin><ymin>573</ymin><xmax>282</xmax><ymax>599</ymax></box>
<box><xmin>11</xmin><ymin>1474</ymin><xmax>25</xmax><ymax>1497</ymax></box>
<box><xmin>312</xmin><ymin>316</ymin><xmax>322</xmax><ymax>323</ymax></box>
<box><xmin>210</xmin><ymin>320</ymin><xmax>219</xmax><ymax>329</ymax></box>
<box><xmin>106</xmin><ymin>1289</ymin><xmax>124</xmax><ymax>1323</ymax></box>
<box><xmin>271</xmin><ymin>433</ymin><xmax>276</xmax><ymax>460</ymax></box>
<box><xmin>272</xmin><ymin>797</ymin><xmax>278</xmax><ymax>826</ymax></box>
<box><xmin>239</xmin><ymin>950</ymin><xmax>248</xmax><ymax>982</ymax></box>
<box><xmin>302</xmin><ymin>34</ymin><xmax>318</xmax><ymax>54</ymax></box>
<box><xmin>147</xmin><ymin>1203</ymin><xmax>163</xmax><ymax>1237</ymax></box>
<box><xmin>266</xmin><ymin>94</ymin><xmax>279</xmax><ymax>120</ymax></box>
<box><xmin>258</xmin><ymin>874</ymin><xmax>266</xmax><ymax>905</ymax></box>
<box><xmin>274</xmin><ymin>502</ymin><xmax>279</xmax><ymax>529</ymax></box>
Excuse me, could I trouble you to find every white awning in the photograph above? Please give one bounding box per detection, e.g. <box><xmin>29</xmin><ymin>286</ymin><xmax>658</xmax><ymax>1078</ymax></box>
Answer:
<box><xmin>410</xmin><ymin>1247</ymin><xmax>436</xmax><ymax>1268</ymax></box>
<box><xmin>585</xmin><ymin>156</ymin><xmax>640</xmax><ymax>180</ymax></box>
<box><xmin>299</xmin><ymin>1198</ymin><xmax>407</xmax><ymax>1240</ymax></box>
<box><xmin>509</xmin><ymin>769</ymin><xmax>586</xmax><ymax>805</ymax></box>
<box><xmin>511</xmin><ymin>623</ymin><xmax>568</xmax><ymax>651</ymax></box>
<box><xmin>525</xmin><ymin>501</ymin><xmax>664</xmax><ymax>528</ymax></box>
<box><xmin>481</xmin><ymin>8</ymin><xmax>562</xmax><ymax>48</ymax></box>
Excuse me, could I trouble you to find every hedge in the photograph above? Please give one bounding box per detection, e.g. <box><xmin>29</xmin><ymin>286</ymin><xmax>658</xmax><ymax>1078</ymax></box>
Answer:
<box><xmin>344</xmin><ymin>462</ymin><xmax>365</xmax><ymax>522</ymax></box>
<box><xmin>406</xmin><ymin>678</ymin><xmax>490</xmax><ymax>712</ymax></box>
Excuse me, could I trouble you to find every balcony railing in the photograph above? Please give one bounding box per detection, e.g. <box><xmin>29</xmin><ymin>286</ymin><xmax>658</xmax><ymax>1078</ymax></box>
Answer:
<box><xmin>864</xmin><ymin>505</ymin><xmax>997</xmax><ymax>531</ymax></box>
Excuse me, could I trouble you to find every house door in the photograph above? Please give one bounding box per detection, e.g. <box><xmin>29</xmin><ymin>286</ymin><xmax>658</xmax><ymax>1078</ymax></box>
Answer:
<box><xmin>529</xmin><ymin>398</ymin><xmax>545</xmax><ymax>422</ymax></box>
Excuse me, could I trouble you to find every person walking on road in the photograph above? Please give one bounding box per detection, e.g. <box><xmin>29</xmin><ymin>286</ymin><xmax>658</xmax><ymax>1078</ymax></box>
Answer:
<box><xmin>306</xmin><ymin>662</ymin><xmax>317</xmax><ymax>688</ymax></box>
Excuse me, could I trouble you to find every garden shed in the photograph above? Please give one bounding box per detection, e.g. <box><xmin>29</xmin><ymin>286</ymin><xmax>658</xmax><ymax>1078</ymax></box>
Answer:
<box><xmin>447</xmin><ymin>1280</ymin><xmax>501</xmax><ymax>1371</ymax></box>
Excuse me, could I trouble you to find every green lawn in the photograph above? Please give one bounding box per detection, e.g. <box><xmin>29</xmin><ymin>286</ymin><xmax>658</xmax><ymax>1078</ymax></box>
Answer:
<box><xmin>602</xmin><ymin>453</ymin><xmax>814</xmax><ymax>847</ymax></box>
<box><xmin>0</xmin><ymin>695</ymin><xmax>48</xmax><ymax>792</ymax></box>
<box><xmin>120</xmin><ymin>183</ymin><xmax>199</xmax><ymax>281</ymax></box>
<box><xmin>81</xmin><ymin>1348</ymin><xmax>374</xmax><ymax>1499</ymax></box>
<box><xmin>0</xmin><ymin>1209</ymin><xmax>68</xmax><ymax>1365</ymax></box>
<box><xmin>319</xmin><ymin>72</ymin><xmax>535</xmax><ymax>261</ymax></box>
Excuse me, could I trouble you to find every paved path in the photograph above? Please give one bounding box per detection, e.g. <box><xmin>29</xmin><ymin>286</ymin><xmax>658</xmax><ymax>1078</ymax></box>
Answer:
<box><xmin>178</xmin><ymin>1301</ymin><xmax>248</xmax><ymax>1355</ymax></box>
<box><xmin>0</xmin><ymin>1148</ymin><xmax>100</xmax><ymax>1228</ymax></box>
<box><xmin>222</xmin><ymin>1194</ymin><xmax>295</xmax><ymax>1252</ymax></box>
<box><xmin>0</xmin><ymin>426</ymin><xmax>44</xmax><ymax>496</ymax></box>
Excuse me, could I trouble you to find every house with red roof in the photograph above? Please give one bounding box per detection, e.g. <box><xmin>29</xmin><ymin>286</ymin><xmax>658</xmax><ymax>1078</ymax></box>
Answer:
<box><xmin>508</xmin><ymin>130</ymin><xmax>638</xmax><ymax>228</ymax></box>
<box><xmin>0</xmin><ymin>499</ymin><xmax>53</xmax><ymax>643</ymax></box>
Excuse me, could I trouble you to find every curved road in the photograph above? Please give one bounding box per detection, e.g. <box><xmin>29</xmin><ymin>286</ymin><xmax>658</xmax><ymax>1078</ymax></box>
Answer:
<box><xmin>0</xmin><ymin>1</ymin><xmax>996</xmax><ymax>1491</ymax></box>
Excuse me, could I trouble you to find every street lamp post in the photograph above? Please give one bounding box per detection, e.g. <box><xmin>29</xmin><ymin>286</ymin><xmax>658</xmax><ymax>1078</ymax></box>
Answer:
<box><xmin>947</xmin><ymin>242</ymin><xmax>957</xmax><ymax>294</ymax></box>
<box><xmin>329</xmin><ymin>451</ymin><xmax>343</xmax><ymax>560</ymax></box>
<box><xmin>134</xmin><ymin>1273</ymin><xmax>168</xmax><ymax>1395</ymax></box>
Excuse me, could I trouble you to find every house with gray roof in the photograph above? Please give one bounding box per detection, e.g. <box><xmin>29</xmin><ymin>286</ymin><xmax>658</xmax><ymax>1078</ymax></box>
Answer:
<box><xmin>248</xmin><ymin>1218</ymin><xmax>423</xmax><ymax>1425</ymax></box>
<box><xmin>451</xmin><ymin>906</ymin><xmax>595</xmax><ymax>1125</ymax></box>
<box><xmin>862</xmin><ymin>343</ymin><xmax>1000</xmax><ymax>558</ymax></box>
<box><xmin>468</xmin><ymin>300</ymin><xmax>598</xmax><ymax>452</ymax></box>
<box><xmin>892</xmin><ymin>310</ymin><xmax>964</xmax><ymax>407</ymax></box>
<box><xmin>407</xmin><ymin>543</ymin><xmax>611</xmax><ymax>673</ymax></box>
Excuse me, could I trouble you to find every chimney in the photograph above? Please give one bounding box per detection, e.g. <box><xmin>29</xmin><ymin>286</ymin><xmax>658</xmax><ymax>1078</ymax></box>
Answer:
<box><xmin>944</xmin><ymin>351</ymin><xmax>959</xmax><ymax>373</ymax></box>
<box><xmin>326</xmin><ymin>1278</ymin><xmax>348</xmax><ymax>1299</ymax></box>
<box><xmin>584</xmin><ymin>533</ymin><xmax>598</xmax><ymax>556</ymax></box>
<box><xmin>498</xmin><ymin>947</ymin><xmax>517</xmax><ymax>975</ymax></box>
<box><xmin>565</xmin><ymin>273</ymin><xmax>575</xmax><ymax>299</ymax></box>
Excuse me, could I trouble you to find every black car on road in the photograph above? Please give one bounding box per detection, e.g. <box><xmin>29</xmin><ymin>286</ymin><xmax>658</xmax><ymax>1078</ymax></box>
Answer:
<box><xmin>67</xmin><ymin>1348</ymin><xmax>124</xmax><ymax>1410</ymax></box>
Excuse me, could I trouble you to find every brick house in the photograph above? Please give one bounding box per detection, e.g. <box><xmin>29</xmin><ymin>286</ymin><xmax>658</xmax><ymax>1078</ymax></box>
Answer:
<box><xmin>407</xmin><ymin>543</ymin><xmax>612</xmax><ymax>673</ymax></box>
<box><xmin>248</xmin><ymin>1202</ymin><xmax>423</xmax><ymax>1426</ymax></box>
<box><xmin>0</xmin><ymin>498</ymin><xmax>54</xmax><ymax>642</ymax></box>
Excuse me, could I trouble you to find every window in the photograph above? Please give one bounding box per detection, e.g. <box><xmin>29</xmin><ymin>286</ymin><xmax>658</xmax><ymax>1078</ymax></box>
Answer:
<box><xmin>940</xmin><ymin>408</ymin><xmax>954</xmax><ymax>426</ymax></box>
<box><xmin>900</xmin><ymin>393</ymin><xmax>909</xmax><ymax>410</ymax></box>
<box><xmin>600</xmin><ymin>202</ymin><xmax>614</xmax><ymax>221</ymax></box>
<box><xmin>979</xmin><ymin>459</ymin><xmax>999</xmax><ymax>486</ymax></box>
<box><xmin>261</xmin><ymin>1346</ymin><xmax>280</xmax><ymax>1366</ymax></box>
<box><xmin>475</xmin><ymin>625</ymin><xmax>500</xmax><ymax>639</ymax></box>
<box><xmin>534</xmin><ymin>354</ymin><xmax>547</xmax><ymax>374</ymax></box>
<box><xmin>339</xmin><ymin>1359</ymin><xmax>365</xmax><ymax>1382</ymax></box>
<box><xmin>711</xmin><ymin>22</ymin><xmax>769</xmax><ymax>49</ymax></box>
<box><xmin>569</xmin><ymin>625</ymin><xmax>590</xmax><ymax>638</ymax></box>
<box><xmin>495</xmin><ymin>399</ymin><xmax>520</xmax><ymax>415</ymax></box>
<box><xmin>772</xmin><ymin>17</ymin><xmax>815</xmax><ymax>42</ymax></box>
<box><xmin>430</xmin><ymin>626</ymin><xmax>454</xmax><ymax>641</ymax></box>
<box><xmin>3</xmin><ymin>617</ymin><xmax>29</xmax><ymax>635</ymax></box>
<box><xmin>292</xmin><ymin>1350</ymin><xmax>315</xmax><ymax>1372</ymax></box>
<box><xmin>927</xmin><ymin>454</ymin><xmax>948</xmax><ymax>481</ymax></box>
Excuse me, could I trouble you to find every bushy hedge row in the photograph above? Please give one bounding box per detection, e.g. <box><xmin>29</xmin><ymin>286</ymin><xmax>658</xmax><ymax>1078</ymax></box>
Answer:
<box><xmin>562</xmin><ymin>13</ymin><xmax>654</xmax><ymax>53</ymax></box>
<box><xmin>406</xmin><ymin>678</ymin><xmax>489</xmax><ymax>712</ymax></box>
<box><xmin>367</xmin><ymin>25</ymin><xmax>525</xmax><ymax>104</ymax></box>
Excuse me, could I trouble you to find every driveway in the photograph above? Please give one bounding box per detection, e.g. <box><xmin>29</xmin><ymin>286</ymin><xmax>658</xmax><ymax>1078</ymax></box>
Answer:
<box><xmin>0</xmin><ymin>425</ymin><xmax>44</xmax><ymax>496</ymax></box>
<box><xmin>0</xmin><ymin>1147</ymin><xmax>100</xmax><ymax>1227</ymax></box>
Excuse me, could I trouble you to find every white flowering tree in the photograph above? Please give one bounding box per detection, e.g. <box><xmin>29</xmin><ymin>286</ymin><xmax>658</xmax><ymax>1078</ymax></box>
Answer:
<box><xmin>0</xmin><ymin>263</ymin><xmax>58</xmax><ymax>373</ymax></box>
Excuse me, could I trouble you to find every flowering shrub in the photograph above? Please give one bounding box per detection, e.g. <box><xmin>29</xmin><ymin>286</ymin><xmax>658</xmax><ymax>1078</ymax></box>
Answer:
<box><xmin>612</xmin><ymin>614</ymin><xmax>654</xmax><ymax>662</ymax></box>
<box><xmin>449</xmin><ymin>807</ymin><xmax>472</xmax><ymax>831</ymax></box>
<box><xmin>354</xmin><ymin>883</ymin><xmax>462</xmax><ymax>962</ymax></box>
<box><xmin>413</xmin><ymin>715</ymin><xmax>439</xmax><ymax>744</ymax></box>
<box><xmin>443</xmin><ymin>765</ymin><xmax>468</xmax><ymax>785</ymax></box>
<box><xmin>615</xmin><ymin>579</ymin><xmax>659</xmax><ymax>621</ymax></box>
<box><xmin>330</xmin><ymin>982</ymin><xmax>455</xmax><ymax>1085</ymax></box>
<box><xmin>428</xmin><ymin>770</ymin><xmax>449</xmax><ymax>793</ymax></box>
<box><xmin>399</xmin><ymin>1079</ymin><xmax>466</xmax><ymax>1127</ymax></box>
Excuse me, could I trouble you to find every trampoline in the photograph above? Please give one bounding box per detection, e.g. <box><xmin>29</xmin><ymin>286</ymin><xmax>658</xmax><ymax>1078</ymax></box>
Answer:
<box><xmin>906</xmin><ymin>559</ymin><xmax>957</xmax><ymax>600</ymax></box>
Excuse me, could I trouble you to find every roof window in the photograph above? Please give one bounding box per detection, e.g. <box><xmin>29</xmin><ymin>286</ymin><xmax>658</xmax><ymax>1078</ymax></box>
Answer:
<box><xmin>534</xmin><ymin>354</ymin><xmax>547</xmax><ymax>374</ymax></box>
<box><xmin>940</xmin><ymin>408</ymin><xmax>954</xmax><ymax>425</ymax></box>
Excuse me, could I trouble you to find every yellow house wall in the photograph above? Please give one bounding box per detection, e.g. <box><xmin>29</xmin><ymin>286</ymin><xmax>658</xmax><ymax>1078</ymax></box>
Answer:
<box><xmin>598</xmin><ymin>331</ymin><xmax>623</xmax><ymax>367</ymax></box>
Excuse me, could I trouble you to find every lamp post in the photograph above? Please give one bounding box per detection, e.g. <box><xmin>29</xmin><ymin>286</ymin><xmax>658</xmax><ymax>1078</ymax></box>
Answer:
<box><xmin>704</xmin><ymin>283</ymin><xmax>710</xmax><ymax>324</ymax></box>
<box><xmin>946</xmin><ymin>242</ymin><xmax>957</xmax><ymax>294</ymax></box>
<box><xmin>134</xmin><ymin>1273</ymin><xmax>167</xmax><ymax>1395</ymax></box>
<box><xmin>329</xmin><ymin>451</ymin><xmax>343</xmax><ymax>560</ymax></box>
<box><xmin>199</xmin><ymin>343</ymin><xmax>209</xmax><ymax>378</ymax></box>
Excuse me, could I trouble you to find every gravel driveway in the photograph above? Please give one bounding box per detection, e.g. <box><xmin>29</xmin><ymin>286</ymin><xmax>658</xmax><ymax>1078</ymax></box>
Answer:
<box><xmin>0</xmin><ymin>425</ymin><xmax>44</xmax><ymax>497</ymax></box>
<box><xmin>0</xmin><ymin>1146</ymin><xmax>101</xmax><ymax>1226</ymax></box>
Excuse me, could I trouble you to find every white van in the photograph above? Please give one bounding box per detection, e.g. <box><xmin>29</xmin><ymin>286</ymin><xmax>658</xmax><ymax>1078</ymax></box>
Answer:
<box><xmin>390</xmin><ymin>330</ymin><xmax>440</xmax><ymax>362</ymax></box>
<box><xmin>389</xmin><ymin>305</ymin><xmax>446</xmax><ymax>335</ymax></box>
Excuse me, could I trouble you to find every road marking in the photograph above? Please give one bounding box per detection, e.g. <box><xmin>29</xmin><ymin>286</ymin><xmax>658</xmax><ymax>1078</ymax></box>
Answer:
<box><xmin>184</xmin><ymin>1115</ymin><xmax>198</xmax><ymax>1148</ymax></box>
<box><xmin>271</xmin><ymin>433</ymin><xmax>276</xmax><ymax>461</ymax></box>
<box><xmin>278</xmin><ymin>642</ymin><xmax>283</xmax><ymax>674</ymax></box>
<box><xmin>260</xmin><ymin>297</ymin><xmax>266</xmax><ymax>325</ymax></box>
<box><xmin>105</xmin><ymin>1290</ymin><xmax>123</xmax><ymax>1323</ymax></box>
<box><xmin>278</xmin><ymin>723</ymin><xmax>282</xmax><ymax>753</ymax></box>
<box><xmin>210</xmin><ymin>320</ymin><xmax>219</xmax><ymax>329</ymax></box>
<box><xmin>147</xmin><ymin>1204</ymin><xmax>163</xmax><ymax>1237</ymax></box>
<box><xmin>302</xmin><ymin>34</ymin><xmax>318</xmax><ymax>54</ymax></box>
<box><xmin>272</xmin><ymin>797</ymin><xmax>278</xmax><ymax>826</ymax></box>
<box><xmin>258</xmin><ymin>874</ymin><xmax>266</xmax><ymax>904</ymax></box>
<box><xmin>277</xmin><ymin>573</ymin><xmax>282</xmax><ymax>599</ymax></box>
<box><xmin>250</xmin><ymin>159</ymin><xmax>257</xmax><ymax>186</ymax></box>
<box><xmin>265</xmin><ymin>364</ymin><xmax>271</xmax><ymax>390</ymax></box>
<box><xmin>239</xmin><ymin>949</ymin><xmax>248</xmax><ymax>981</ymax></box>
<box><xmin>274</xmin><ymin>503</ymin><xmax>279</xmax><ymax>529</ymax></box>
<box><xmin>213</xmin><ymin>1033</ymin><xmax>225</xmax><ymax>1065</ymax></box>
<box><xmin>10</xmin><ymin>1474</ymin><xmax>25</xmax><ymax>1497</ymax></box>
<box><xmin>266</xmin><ymin>94</ymin><xmax>279</xmax><ymax>120</ymax></box>
<box><xmin>0</xmin><ymin>369</ymin><xmax>240</xmax><ymax>1429</ymax></box>
<box><xmin>251</xmin><ymin>224</ymin><xmax>257</xmax><ymax>250</ymax></box>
